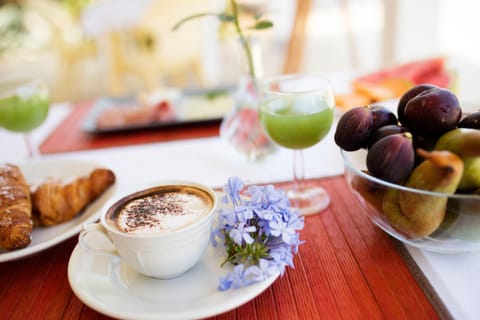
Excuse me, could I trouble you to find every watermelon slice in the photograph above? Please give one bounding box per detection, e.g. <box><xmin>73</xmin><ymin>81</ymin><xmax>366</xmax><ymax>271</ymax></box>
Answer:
<box><xmin>335</xmin><ymin>57</ymin><xmax>452</xmax><ymax>110</ymax></box>
<box><xmin>355</xmin><ymin>57</ymin><xmax>450</xmax><ymax>87</ymax></box>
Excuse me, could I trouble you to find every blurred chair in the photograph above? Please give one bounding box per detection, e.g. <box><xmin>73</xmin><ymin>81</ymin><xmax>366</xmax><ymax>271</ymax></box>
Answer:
<box><xmin>81</xmin><ymin>0</ymin><xmax>159</xmax><ymax>96</ymax></box>
<box><xmin>136</xmin><ymin>0</ymin><xmax>209</xmax><ymax>88</ymax></box>
<box><xmin>382</xmin><ymin>0</ymin><xmax>398</xmax><ymax>67</ymax></box>
<box><xmin>283</xmin><ymin>0</ymin><xmax>397</xmax><ymax>73</ymax></box>
<box><xmin>82</xmin><ymin>0</ymin><xmax>210</xmax><ymax>97</ymax></box>
<box><xmin>283</xmin><ymin>0</ymin><xmax>312</xmax><ymax>73</ymax></box>
<box><xmin>19</xmin><ymin>0</ymin><xmax>99</xmax><ymax>102</ymax></box>
<box><xmin>101</xmin><ymin>29</ymin><xmax>159</xmax><ymax>96</ymax></box>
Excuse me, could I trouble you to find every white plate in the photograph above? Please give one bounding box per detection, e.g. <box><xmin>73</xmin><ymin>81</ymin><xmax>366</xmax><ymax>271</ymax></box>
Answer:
<box><xmin>68</xmin><ymin>231</ymin><xmax>279</xmax><ymax>319</ymax></box>
<box><xmin>0</xmin><ymin>159</ymin><xmax>117</xmax><ymax>262</ymax></box>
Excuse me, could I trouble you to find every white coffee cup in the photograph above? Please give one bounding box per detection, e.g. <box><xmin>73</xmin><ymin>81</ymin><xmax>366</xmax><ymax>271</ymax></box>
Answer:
<box><xmin>79</xmin><ymin>180</ymin><xmax>217</xmax><ymax>279</ymax></box>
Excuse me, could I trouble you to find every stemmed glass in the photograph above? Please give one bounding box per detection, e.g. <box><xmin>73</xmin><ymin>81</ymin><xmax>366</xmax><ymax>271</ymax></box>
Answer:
<box><xmin>259</xmin><ymin>74</ymin><xmax>335</xmax><ymax>215</ymax></box>
<box><xmin>0</xmin><ymin>76</ymin><xmax>50</xmax><ymax>159</ymax></box>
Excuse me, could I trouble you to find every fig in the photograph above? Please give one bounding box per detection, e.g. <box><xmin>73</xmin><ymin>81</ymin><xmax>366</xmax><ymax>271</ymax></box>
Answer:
<box><xmin>366</xmin><ymin>133</ymin><xmax>415</xmax><ymax>184</ymax></box>
<box><xmin>397</xmin><ymin>84</ymin><xmax>437</xmax><ymax>125</ymax></box>
<box><xmin>458</xmin><ymin>111</ymin><xmax>480</xmax><ymax>129</ymax></box>
<box><xmin>403</xmin><ymin>87</ymin><xmax>461</xmax><ymax>137</ymax></box>
<box><xmin>370</xmin><ymin>105</ymin><xmax>398</xmax><ymax>131</ymax></box>
<box><xmin>369</xmin><ymin>124</ymin><xmax>408</xmax><ymax>148</ymax></box>
<box><xmin>334</xmin><ymin>106</ymin><xmax>373</xmax><ymax>151</ymax></box>
<box><xmin>412</xmin><ymin>135</ymin><xmax>438</xmax><ymax>166</ymax></box>
<box><xmin>413</xmin><ymin>135</ymin><xmax>438</xmax><ymax>152</ymax></box>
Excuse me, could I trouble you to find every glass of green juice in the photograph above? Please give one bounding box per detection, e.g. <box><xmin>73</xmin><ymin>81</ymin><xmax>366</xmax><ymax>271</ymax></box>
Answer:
<box><xmin>260</xmin><ymin>74</ymin><xmax>335</xmax><ymax>215</ymax></box>
<box><xmin>0</xmin><ymin>76</ymin><xmax>50</xmax><ymax>158</ymax></box>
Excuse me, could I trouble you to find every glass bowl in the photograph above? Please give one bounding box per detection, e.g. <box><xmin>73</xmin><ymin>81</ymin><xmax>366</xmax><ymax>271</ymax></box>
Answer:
<box><xmin>341</xmin><ymin>148</ymin><xmax>480</xmax><ymax>253</ymax></box>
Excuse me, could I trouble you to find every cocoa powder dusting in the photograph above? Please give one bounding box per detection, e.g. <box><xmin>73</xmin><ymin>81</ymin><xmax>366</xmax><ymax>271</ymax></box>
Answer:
<box><xmin>121</xmin><ymin>193</ymin><xmax>187</xmax><ymax>233</ymax></box>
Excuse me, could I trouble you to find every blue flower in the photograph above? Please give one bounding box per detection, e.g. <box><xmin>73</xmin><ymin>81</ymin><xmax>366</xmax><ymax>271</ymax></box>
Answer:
<box><xmin>223</xmin><ymin>176</ymin><xmax>244</xmax><ymax>206</ymax></box>
<box><xmin>214</xmin><ymin>176</ymin><xmax>304</xmax><ymax>290</ymax></box>
<box><xmin>287</xmin><ymin>211</ymin><xmax>305</xmax><ymax>231</ymax></box>
<box><xmin>210</xmin><ymin>226</ymin><xmax>223</xmax><ymax>247</ymax></box>
<box><xmin>229</xmin><ymin>223</ymin><xmax>256</xmax><ymax>245</ymax></box>
<box><xmin>218</xmin><ymin>264</ymin><xmax>249</xmax><ymax>291</ymax></box>
<box><xmin>218</xmin><ymin>207</ymin><xmax>236</xmax><ymax>226</ymax></box>
<box><xmin>244</xmin><ymin>259</ymin><xmax>279</xmax><ymax>282</ymax></box>
<box><xmin>269</xmin><ymin>220</ymin><xmax>296</xmax><ymax>244</ymax></box>
<box><xmin>255</xmin><ymin>208</ymin><xmax>274</xmax><ymax>221</ymax></box>
<box><xmin>270</xmin><ymin>247</ymin><xmax>294</xmax><ymax>275</ymax></box>
<box><xmin>234</xmin><ymin>206</ymin><xmax>254</xmax><ymax>222</ymax></box>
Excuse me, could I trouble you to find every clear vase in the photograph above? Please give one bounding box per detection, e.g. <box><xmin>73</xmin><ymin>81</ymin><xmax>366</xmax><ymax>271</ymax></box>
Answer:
<box><xmin>220</xmin><ymin>76</ymin><xmax>276</xmax><ymax>161</ymax></box>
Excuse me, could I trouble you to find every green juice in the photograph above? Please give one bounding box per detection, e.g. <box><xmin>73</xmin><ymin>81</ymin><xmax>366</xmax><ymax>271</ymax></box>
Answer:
<box><xmin>0</xmin><ymin>85</ymin><xmax>49</xmax><ymax>132</ymax></box>
<box><xmin>260</xmin><ymin>96</ymin><xmax>334</xmax><ymax>149</ymax></box>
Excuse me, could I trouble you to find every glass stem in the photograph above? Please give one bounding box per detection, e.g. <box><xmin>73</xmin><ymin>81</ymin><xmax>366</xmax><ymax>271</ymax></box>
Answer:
<box><xmin>292</xmin><ymin>149</ymin><xmax>305</xmax><ymax>193</ymax></box>
<box><xmin>24</xmin><ymin>133</ymin><xmax>39</xmax><ymax>159</ymax></box>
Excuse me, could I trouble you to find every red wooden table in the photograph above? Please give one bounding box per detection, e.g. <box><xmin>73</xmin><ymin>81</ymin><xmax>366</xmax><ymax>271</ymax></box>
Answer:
<box><xmin>1</xmin><ymin>103</ymin><xmax>449</xmax><ymax>319</ymax></box>
<box><xmin>39</xmin><ymin>102</ymin><xmax>220</xmax><ymax>154</ymax></box>
<box><xmin>1</xmin><ymin>176</ymin><xmax>446</xmax><ymax>320</ymax></box>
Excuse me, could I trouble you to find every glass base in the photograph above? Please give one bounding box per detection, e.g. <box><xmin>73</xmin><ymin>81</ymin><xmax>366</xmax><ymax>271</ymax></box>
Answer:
<box><xmin>287</xmin><ymin>186</ymin><xmax>330</xmax><ymax>216</ymax></box>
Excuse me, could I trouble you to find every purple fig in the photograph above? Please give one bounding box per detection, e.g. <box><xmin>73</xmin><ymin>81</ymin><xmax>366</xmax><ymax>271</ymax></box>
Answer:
<box><xmin>369</xmin><ymin>124</ymin><xmax>409</xmax><ymax>148</ymax></box>
<box><xmin>334</xmin><ymin>106</ymin><xmax>373</xmax><ymax>151</ymax></box>
<box><xmin>397</xmin><ymin>84</ymin><xmax>437</xmax><ymax>125</ymax></box>
<box><xmin>403</xmin><ymin>87</ymin><xmax>462</xmax><ymax>137</ymax></box>
<box><xmin>458</xmin><ymin>111</ymin><xmax>480</xmax><ymax>129</ymax></box>
<box><xmin>366</xmin><ymin>133</ymin><xmax>415</xmax><ymax>184</ymax></box>
<box><xmin>370</xmin><ymin>105</ymin><xmax>398</xmax><ymax>131</ymax></box>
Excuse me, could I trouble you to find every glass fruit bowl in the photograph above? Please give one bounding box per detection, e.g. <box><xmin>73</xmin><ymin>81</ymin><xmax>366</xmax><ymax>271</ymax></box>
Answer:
<box><xmin>341</xmin><ymin>148</ymin><xmax>480</xmax><ymax>253</ymax></box>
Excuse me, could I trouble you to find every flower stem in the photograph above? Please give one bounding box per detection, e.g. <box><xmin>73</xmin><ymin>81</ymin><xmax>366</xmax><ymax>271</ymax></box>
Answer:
<box><xmin>171</xmin><ymin>12</ymin><xmax>217</xmax><ymax>31</ymax></box>
<box><xmin>230</xmin><ymin>0</ymin><xmax>256</xmax><ymax>79</ymax></box>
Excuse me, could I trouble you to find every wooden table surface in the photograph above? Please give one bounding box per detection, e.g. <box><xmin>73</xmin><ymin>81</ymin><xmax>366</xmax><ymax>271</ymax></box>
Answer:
<box><xmin>1</xmin><ymin>176</ymin><xmax>442</xmax><ymax>320</ymax></box>
<box><xmin>2</xmin><ymin>102</ymin><xmax>446</xmax><ymax>319</ymax></box>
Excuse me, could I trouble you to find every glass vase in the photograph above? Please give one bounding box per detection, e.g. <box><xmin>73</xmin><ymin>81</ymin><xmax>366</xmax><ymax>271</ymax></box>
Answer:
<box><xmin>220</xmin><ymin>76</ymin><xmax>275</xmax><ymax>161</ymax></box>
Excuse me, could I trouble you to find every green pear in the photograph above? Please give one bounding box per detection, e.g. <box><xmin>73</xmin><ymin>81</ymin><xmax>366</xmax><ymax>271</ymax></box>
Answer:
<box><xmin>458</xmin><ymin>158</ymin><xmax>480</xmax><ymax>191</ymax></box>
<box><xmin>435</xmin><ymin>128</ymin><xmax>480</xmax><ymax>191</ymax></box>
<box><xmin>435</xmin><ymin>128</ymin><xmax>480</xmax><ymax>157</ymax></box>
<box><xmin>383</xmin><ymin>149</ymin><xmax>464</xmax><ymax>238</ymax></box>
<box><xmin>383</xmin><ymin>188</ymin><xmax>422</xmax><ymax>238</ymax></box>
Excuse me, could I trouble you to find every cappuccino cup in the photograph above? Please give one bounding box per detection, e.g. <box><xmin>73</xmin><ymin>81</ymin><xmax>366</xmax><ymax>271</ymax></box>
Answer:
<box><xmin>79</xmin><ymin>180</ymin><xmax>217</xmax><ymax>279</ymax></box>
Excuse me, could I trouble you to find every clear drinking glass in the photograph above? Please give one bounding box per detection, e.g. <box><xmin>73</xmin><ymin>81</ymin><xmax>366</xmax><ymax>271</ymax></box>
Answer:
<box><xmin>259</xmin><ymin>74</ymin><xmax>335</xmax><ymax>215</ymax></box>
<box><xmin>0</xmin><ymin>76</ymin><xmax>50</xmax><ymax>158</ymax></box>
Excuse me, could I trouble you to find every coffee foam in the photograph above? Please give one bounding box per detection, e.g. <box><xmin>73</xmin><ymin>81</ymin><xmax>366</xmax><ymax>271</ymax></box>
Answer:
<box><xmin>110</xmin><ymin>186</ymin><xmax>213</xmax><ymax>234</ymax></box>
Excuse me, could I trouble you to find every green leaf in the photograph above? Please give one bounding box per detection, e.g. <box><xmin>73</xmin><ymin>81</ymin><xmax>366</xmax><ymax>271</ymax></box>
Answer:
<box><xmin>218</xmin><ymin>13</ymin><xmax>235</xmax><ymax>22</ymax></box>
<box><xmin>253</xmin><ymin>20</ymin><xmax>273</xmax><ymax>30</ymax></box>
<box><xmin>254</xmin><ymin>13</ymin><xmax>263</xmax><ymax>20</ymax></box>
<box><xmin>205</xmin><ymin>89</ymin><xmax>228</xmax><ymax>100</ymax></box>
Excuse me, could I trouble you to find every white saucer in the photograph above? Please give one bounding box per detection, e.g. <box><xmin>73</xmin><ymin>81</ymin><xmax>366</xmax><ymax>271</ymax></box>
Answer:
<box><xmin>68</xmin><ymin>236</ymin><xmax>279</xmax><ymax>319</ymax></box>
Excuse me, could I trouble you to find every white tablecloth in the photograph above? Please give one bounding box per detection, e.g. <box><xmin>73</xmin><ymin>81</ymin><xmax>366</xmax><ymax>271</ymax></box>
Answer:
<box><xmin>0</xmin><ymin>99</ymin><xmax>478</xmax><ymax>320</ymax></box>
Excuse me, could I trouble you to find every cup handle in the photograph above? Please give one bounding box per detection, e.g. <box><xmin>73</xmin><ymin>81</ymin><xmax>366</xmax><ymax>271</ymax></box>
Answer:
<box><xmin>79</xmin><ymin>222</ymin><xmax>117</xmax><ymax>254</ymax></box>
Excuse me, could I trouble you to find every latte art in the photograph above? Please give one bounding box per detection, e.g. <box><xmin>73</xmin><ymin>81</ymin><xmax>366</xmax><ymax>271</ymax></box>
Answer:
<box><xmin>107</xmin><ymin>185</ymin><xmax>214</xmax><ymax>234</ymax></box>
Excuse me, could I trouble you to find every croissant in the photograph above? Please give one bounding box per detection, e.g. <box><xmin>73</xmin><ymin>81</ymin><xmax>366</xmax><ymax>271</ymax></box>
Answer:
<box><xmin>0</xmin><ymin>163</ymin><xmax>33</xmax><ymax>250</ymax></box>
<box><xmin>32</xmin><ymin>168</ymin><xmax>115</xmax><ymax>226</ymax></box>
